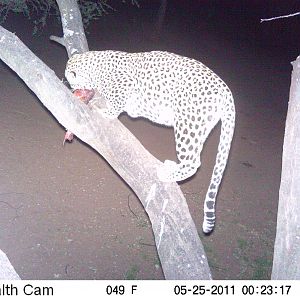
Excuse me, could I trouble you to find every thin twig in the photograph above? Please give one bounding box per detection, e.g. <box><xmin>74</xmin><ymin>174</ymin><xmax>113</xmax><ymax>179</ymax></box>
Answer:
<box><xmin>127</xmin><ymin>194</ymin><xmax>138</xmax><ymax>218</ymax></box>
<box><xmin>139</xmin><ymin>241</ymin><xmax>156</xmax><ymax>247</ymax></box>
<box><xmin>260</xmin><ymin>12</ymin><xmax>300</xmax><ymax>23</ymax></box>
<box><xmin>0</xmin><ymin>199</ymin><xmax>23</xmax><ymax>221</ymax></box>
<box><xmin>49</xmin><ymin>35</ymin><xmax>66</xmax><ymax>47</ymax></box>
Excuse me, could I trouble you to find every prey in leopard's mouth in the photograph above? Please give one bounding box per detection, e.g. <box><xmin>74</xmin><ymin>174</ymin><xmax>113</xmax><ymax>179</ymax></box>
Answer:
<box><xmin>63</xmin><ymin>88</ymin><xmax>95</xmax><ymax>146</ymax></box>
<box><xmin>72</xmin><ymin>88</ymin><xmax>95</xmax><ymax>104</ymax></box>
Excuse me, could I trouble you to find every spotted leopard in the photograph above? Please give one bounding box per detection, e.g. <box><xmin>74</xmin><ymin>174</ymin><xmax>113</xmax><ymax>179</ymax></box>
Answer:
<box><xmin>65</xmin><ymin>50</ymin><xmax>235</xmax><ymax>233</ymax></box>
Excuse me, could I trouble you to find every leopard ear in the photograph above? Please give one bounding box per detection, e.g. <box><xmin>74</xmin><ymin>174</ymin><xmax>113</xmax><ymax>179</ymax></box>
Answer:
<box><xmin>69</xmin><ymin>71</ymin><xmax>76</xmax><ymax>79</ymax></box>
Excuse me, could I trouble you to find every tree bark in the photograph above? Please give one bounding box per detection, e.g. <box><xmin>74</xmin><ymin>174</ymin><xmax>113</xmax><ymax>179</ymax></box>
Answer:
<box><xmin>0</xmin><ymin>249</ymin><xmax>20</xmax><ymax>280</ymax></box>
<box><xmin>50</xmin><ymin>0</ymin><xmax>88</xmax><ymax>56</ymax></box>
<box><xmin>0</xmin><ymin>0</ymin><xmax>211</xmax><ymax>280</ymax></box>
<box><xmin>271</xmin><ymin>56</ymin><xmax>300</xmax><ymax>279</ymax></box>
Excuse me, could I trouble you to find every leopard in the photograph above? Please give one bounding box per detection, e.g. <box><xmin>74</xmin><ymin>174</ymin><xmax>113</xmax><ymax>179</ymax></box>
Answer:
<box><xmin>65</xmin><ymin>50</ymin><xmax>235</xmax><ymax>233</ymax></box>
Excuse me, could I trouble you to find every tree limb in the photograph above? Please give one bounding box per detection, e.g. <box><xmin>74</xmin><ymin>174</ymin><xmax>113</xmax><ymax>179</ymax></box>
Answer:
<box><xmin>49</xmin><ymin>35</ymin><xmax>66</xmax><ymax>47</ymax></box>
<box><xmin>260</xmin><ymin>12</ymin><xmax>300</xmax><ymax>23</ymax></box>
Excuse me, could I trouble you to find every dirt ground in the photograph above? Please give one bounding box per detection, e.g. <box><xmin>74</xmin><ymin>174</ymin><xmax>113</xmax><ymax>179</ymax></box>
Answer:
<box><xmin>0</xmin><ymin>2</ymin><xmax>294</xmax><ymax>279</ymax></box>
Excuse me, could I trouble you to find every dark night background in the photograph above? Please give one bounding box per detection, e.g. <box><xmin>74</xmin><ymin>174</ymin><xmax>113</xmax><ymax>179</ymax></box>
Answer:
<box><xmin>0</xmin><ymin>0</ymin><xmax>299</xmax><ymax>279</ymax></box>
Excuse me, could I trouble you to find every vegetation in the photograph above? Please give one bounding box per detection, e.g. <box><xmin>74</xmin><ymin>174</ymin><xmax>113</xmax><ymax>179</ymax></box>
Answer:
<box><xmin>0</xmin><ymin>0</ymin><xmax>139</xmax><ymax>33</ymax></box>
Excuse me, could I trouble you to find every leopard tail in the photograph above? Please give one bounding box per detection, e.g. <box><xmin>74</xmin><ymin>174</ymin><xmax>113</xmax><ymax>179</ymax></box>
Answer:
<box><xmin>202</xmin><ymin>92</ymin><xmax>235</xmax><ymax>233</ymax></box>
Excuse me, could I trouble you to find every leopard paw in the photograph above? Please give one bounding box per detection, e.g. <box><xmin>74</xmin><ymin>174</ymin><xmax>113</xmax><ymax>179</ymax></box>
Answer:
<box><xmin>157</xmin><ymin>160</ymin><xmax>178</xmax><ymax>182</ymax></box>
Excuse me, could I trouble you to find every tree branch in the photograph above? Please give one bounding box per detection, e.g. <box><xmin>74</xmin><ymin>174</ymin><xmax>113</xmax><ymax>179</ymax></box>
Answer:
<box><xmin>260</xmin><ymin>12</ymin><xmax>300</xmax><ymax>23</ymax></box>
<box><xmin>49</xmin><ymin>35</ymin><xmax>66</xmax><ymax>47</ymax></box>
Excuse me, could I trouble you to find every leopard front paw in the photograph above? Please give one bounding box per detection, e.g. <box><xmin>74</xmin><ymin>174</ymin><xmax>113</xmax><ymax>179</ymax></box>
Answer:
<box><xmin>157</xmin><ymin>160</ymin><xmax>178</xmax><ymax>182</ymax></box>
<box><xmin>157</xmin><ymin>160</ymin><xmax>198</xmax><ymax>182</ymax></box>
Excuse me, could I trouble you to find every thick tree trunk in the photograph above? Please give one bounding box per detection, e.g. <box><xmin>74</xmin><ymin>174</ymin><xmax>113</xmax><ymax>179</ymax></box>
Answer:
<box><xmin>50</xmin><ymin>0</ymin><xmax>88</xmax><ymax>56</ymax></box>
<box><xmin>0</xmin><ymin>0</ymin><xmax>211</xmax><ymax>279</ymax></box>
<box><xmin>271</xmin><ymin>56</ymin><xmax>300</xmax><ymax>279</ymax></box>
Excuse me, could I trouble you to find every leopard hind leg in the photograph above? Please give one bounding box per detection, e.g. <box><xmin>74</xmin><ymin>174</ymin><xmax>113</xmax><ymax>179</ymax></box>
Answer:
<box><xmin>157</xmin><ymin>113</ymin><xmax>216</xmax><ymax>182</ymax></box>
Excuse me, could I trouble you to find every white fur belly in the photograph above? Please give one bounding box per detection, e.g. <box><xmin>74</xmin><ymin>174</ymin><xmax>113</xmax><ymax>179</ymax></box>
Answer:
<box><xmin>124</xmin><ymin>93</ymin><xmax>174</xmax><ymax>126</ymax></box>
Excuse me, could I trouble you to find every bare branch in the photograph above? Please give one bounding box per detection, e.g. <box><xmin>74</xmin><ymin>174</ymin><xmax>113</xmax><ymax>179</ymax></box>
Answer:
<box><xmin>49</xmin><ymin>35</ymin><xmax>66</xmax><ymax>47</ymax></box>
<box><xmin>260</xmin><ymin>11</ymin><xmax>300</xmax><ymax>23</ymax></box>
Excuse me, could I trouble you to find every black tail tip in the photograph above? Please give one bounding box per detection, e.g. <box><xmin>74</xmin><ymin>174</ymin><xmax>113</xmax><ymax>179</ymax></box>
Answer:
<box><xmin>202</xmin><ymin>223</ymin><xmax>214</xmax><ymax>235</ymax></box>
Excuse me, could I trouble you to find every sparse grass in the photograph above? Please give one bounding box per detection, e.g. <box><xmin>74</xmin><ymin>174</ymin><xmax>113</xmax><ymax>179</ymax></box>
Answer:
<box><xmin>151</xmin><ymin>255</ymin><xmax>161</xmax><ymax>270</ymax></box>
<box><xmin>136</xmin><ymin>217</ymin><xmax>150</xmax><ymax>228</ymax></box>
<box><xmin>140</xmin><ymin>246</ymin><xmax>161</xmax><ymax>267</ymax></box>
<box><xmin>124</xmin><ymin>265</ymin><xmax>139</xmax><ymax>280</ymax></box>
<box><xmin>141</xmin><ymin>252</ymin><xmax>148</xmax><ymax>260</ymax></box>
<box><xmin>234</xmin><ymin>237</ymin><xmax>272</xmax><ymax>279</ymax></box>
<box><xmin>112</xmin><ymin>235</ymin><xmax>123</xmax><ymax>244</ymax></box>
<box><xmin>202</xmin><ymin>241</ymin><xmax>214</xmax><ymax>255</ymax></box>
<box><xmin>208</xmin><ymin>261</ymin><xmax>228</xmax><ymax>274</ymax></box>
<box><xmin>251</xmin><ymin>257</ymin><xmax>272</xmax><ymax>280</ymax></box>
<box><xmin>237</xmin><ymin>238</ymin><xmax>248</xmax><ymax>251</ymax></box>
